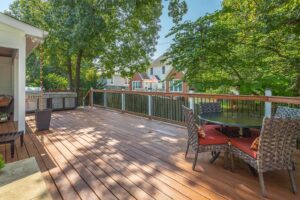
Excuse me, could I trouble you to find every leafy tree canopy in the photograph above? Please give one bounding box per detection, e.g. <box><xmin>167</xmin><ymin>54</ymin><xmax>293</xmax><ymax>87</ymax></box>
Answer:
<box><xmin>164</xmin><ymin>0</ymin><xmax>300</xmax><ymax>96</ymax></box>
<box><xmin>5</xmin><ymin>0</ymin><xmax>165</xmax><ymax>97</ymax></box>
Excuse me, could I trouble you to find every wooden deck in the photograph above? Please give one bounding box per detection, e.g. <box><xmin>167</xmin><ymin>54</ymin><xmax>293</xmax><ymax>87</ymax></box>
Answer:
<box><xmin>1</xmin><ymin>107</ymin><xmax>300</xmax><ymax>200</ymax></box>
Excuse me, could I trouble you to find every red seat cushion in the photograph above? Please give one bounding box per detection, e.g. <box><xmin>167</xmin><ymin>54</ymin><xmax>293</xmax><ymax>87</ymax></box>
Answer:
<box><xmin>231</xmin><ymin>137</ymin><xmax>257</xmax><ymax>158</ymax></box>
<box><xmin>199</xmin><ymin>125</ymin><xmax>229</xmax><ymax>145</ymax></box>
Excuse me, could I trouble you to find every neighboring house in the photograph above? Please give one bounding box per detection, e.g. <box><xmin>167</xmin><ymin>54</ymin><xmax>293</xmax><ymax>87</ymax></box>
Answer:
<box><xmin>129</xmin><ymin>55</ymin><xmax>188</xmax><ymax>92</ymax></box>
<box><xmin>104</xmin><ymin>74</ymin><xmax>129</xmax><ymax>90</ymax></box>
<box><xmin>0</xmin><ymin>13</ymin><xmax>47</xmax><ymax>132</ymax></box>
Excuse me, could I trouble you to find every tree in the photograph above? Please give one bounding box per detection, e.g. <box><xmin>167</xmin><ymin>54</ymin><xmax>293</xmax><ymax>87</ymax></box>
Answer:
<box><xmin>165</xmin><ymin>0</ymin><xmax>300</xmax><ymax>96</ymax></box>
<box><xmin>6</xmin><ymin>0</ymin><xmax>163</xmax><ymax>100</ymax></box>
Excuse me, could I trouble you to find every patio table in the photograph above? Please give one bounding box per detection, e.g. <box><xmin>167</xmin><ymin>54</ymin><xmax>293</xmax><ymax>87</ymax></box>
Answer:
<box><xmin>199</xmin><ymin>112</ymin><xmax>263</xmax><ymax>137</ymax></box>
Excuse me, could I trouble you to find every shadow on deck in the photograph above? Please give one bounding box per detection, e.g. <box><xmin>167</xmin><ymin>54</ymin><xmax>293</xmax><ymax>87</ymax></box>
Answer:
<box><xmin>1</xmin><ymin>107</ymin><xmax>300</xmax><ymax>200</ymax></box>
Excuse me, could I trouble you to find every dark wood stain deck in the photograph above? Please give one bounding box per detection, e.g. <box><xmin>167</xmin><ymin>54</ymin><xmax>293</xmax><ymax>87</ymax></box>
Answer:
<box><xmin>1</xmin><ymin>107</ymin><xmax>300</xmax><ymax>200</ymax></box>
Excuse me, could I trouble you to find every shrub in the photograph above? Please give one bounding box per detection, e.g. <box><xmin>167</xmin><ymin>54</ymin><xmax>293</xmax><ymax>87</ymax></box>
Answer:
<box><xmin>0</xmin><ymin>154</ymin><xmax>4</xmax><ymax>169</ymax></box>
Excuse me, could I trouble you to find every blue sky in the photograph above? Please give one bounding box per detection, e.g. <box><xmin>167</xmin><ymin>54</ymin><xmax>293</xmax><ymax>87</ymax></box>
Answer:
<box><xmin>155</xmin><ymin>0</ymin><xmax>221</xmax><ymax>59</ymax></box>
<box><xmin>0</xmin><ymin>0</ymin><xmax>222</xmax><ymax>59</ymax></box>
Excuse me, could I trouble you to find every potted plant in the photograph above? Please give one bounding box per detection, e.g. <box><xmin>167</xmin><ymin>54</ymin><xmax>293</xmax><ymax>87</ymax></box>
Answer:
<box><xmin>35</xmin><ymin>46</ymin><xmax>52</xmax><ymax>131</ymax></box>
<box><xmin>0</xmin><ymin>154</ymin><xmax>5</xmax><ymax>172</ymax></box>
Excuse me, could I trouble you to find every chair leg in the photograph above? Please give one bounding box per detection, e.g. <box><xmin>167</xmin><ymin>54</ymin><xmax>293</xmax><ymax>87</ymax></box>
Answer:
<box><xmin>10</xmin><ymin>141</ymin><xmax>15</xmax><ymax>158</ymax></box>
<box><xmin>223</xmin><ymin>150</ymin><xmax>229</xmax><ymax>169</ymax></box>
<box><xmin>248</xmin><ymin>164</ymin><xmax>258</xmax><ymax>177</ymax></box>
<box><xmin>258</xmin><ymin>172</ymin><xmax>267</xmax><ymax>197</ymax></box>
<box><xmin>288</xmin><ymin>169</ymin><xmax>297</xmax><ymax>193</ymax></box>
<box><xmin>229</xmin><ymin>146</ymin><xmax>235</xmax><ymax>172</ymax></box>
<box><xmin>185</xmin><ymin>142</ymin><xmax>190</xmax><ymax>158</ymax></box>
<box><xmin>21</xmin><ymin>134</ymin><xmax>24</xmax><ymax>147</ymax></box>
<box><xmin>209</xmin><ymin>151</ymin><xmax>221</xmax><ymax>164</ymax></box>
<box><xmin>192</xmin><ymin>151</ymin><xmax>198</xmax><ymax>171</ymax></box>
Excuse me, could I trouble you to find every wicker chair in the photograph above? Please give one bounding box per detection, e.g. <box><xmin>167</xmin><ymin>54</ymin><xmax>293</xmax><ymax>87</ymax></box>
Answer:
<box><xmin>0</xmin><ymin>131</ymin><xmax>24</xmax><ymax>158</ymax></box>
<box><xmin>182</xmin><ymin>105</ymin><xmax>229</xmax><ymax>170</ymax></box>
<box><xmin>275</xmin><ymin>106</ymin><xmax>300</xmax><ymax>118</ymax></box>
<box><xmin>200</xmin><ymin>102</ymin><xmax>222</xmax><ymax>114</ymax></box>
<box><xmin>230</xmin><ymin>117</ymin><xmax>300</xmax><ymax>196</ymax></box>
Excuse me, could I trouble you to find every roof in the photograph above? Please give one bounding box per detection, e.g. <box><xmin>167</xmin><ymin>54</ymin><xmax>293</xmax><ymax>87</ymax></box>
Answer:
<box><xmin>139</xmin><ymin>73</ymin><xmax>150</xmax><ymax>80</ymax></box>
<box><xmin>0</xmin><ymin>13</ymin><xmax>48</xmax><ymax>38</ymax></box>
<box><xmin>150</xmin><ymin>55</ymin><xmax>165</xmax><ymax>67</ymax></box>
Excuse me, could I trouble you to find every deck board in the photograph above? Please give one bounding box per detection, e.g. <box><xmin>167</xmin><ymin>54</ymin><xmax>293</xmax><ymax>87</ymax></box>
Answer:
<box><xmin>1</xmin><ymin>107</ymin><xmax>300</xmax><ymax>200</ymax></box>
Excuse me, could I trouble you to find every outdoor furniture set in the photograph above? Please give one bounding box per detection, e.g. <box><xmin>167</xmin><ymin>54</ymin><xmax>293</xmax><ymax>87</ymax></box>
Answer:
<box><xmin>0</xmin><ymin>95</ymin><xmax>24</xmax><ymax>158</ymax></box>
<box><xmin>182</xmin><ymin>104</ymin><xmax>300</xmax><ymax>197</ymax></box>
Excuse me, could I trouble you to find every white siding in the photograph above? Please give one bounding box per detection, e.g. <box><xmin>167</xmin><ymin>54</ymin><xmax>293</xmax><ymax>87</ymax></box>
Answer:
<box><xmin>106</xmin><ymin>75</ymin><xmax>128</xmax><ymax>87</ymax></box>
<box><xmin>0</xmin><ymin>56</ymin><xmax>13</xmax><ymax>95</ymax></box>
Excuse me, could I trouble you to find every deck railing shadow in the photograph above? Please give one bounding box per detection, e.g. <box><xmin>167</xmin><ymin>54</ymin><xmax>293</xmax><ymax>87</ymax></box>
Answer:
<box><xmin>49</xmin><ymin>109</ymin><xmax>300</xmax><ymax>199</ymax></box>
<box><xmin>22</xmin><ymin>108</ymin><xmax>300</xmax><ymax>200</ymax></box>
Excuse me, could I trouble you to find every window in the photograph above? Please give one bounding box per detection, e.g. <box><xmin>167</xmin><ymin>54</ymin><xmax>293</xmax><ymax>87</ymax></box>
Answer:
<box><xmin>125</xmin><ymin>78</ymin><xmax>128</xmax><ymax>84</ymax></box>
<box><xmin>110</xmin><ymin>77</ymin><xmax>114</xmax><ymax>84</ymax></box>
<box><xmin>150</xmin><ymin>67</ymin><xmax>153</xmax><ymax>75</ymax></box>
<box><xmin>169</xmin><ymin>79</ymin><xmax>183</xmax><ymax>92</ymax></box>
<box><xmin>162</xmin><ymin>66</ymin><xmax>165</xmax><ymax>74</ymax></box>
<box><xmin>132</xmin><ymin>81</ymin><xmax>141</xmax><ymax>90</ymax></box>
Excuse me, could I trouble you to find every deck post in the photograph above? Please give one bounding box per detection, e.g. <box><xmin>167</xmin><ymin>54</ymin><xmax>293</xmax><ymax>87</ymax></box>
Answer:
<box><xmin>104</xmin><ymin>88</ymin><xmax>107</xmax><ymax>108</ymax></box>
<box><xmin>148</xmin><ymin>95</ymin><xmax>152</xmax><ymax>119</ymax></box>
<box><xmin>188</xmin><ymin>90</ymin><xmax>194</xmax><ymax>111</ymax></box>
<box><xmin>121</xmin><ymin>89</ymin><xmax>125</xmax><ymax>112</ymax></box>
<box><xmin>90</xmin><ymin>88</ymin><xmax>94</xmax><ymax>108</ymax></box>
<box><xmin>265</xmin><ymin>89</ymin><xmax>272</xmax><ymax>117</ymax></box>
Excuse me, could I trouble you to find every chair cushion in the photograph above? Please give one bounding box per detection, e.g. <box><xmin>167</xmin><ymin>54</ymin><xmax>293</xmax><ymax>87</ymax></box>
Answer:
<box><xmin>231</xmin><ymin>137</ymin><xmax>257</xmax><ymax>158</ymax></box>
<box><xmin>250</xmin><ymin>137</ymin><xmax>259</xmax><ymax>151</ymax></box>
<box><xmin>199</xmin><ymin>125</ymin><xmax>229</xmax><ymax>145</ymax></box>
<box><xmin>197</xmin><ymin>126</ymin><xmax>206</xmax><ymax>138</ymax></box>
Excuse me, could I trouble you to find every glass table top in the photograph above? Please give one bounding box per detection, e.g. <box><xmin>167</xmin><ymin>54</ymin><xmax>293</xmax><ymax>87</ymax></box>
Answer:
<box><xmin>199</xmin><ymin>112</ymin><xmax>264</xmax><ymax>128</ymax></box>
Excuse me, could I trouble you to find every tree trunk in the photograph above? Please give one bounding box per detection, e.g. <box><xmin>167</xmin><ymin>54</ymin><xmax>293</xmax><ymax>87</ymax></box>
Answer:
<box><xmin>75</xmin><ymin>50</ymin><xmax>83</xmax><ymax>105</ymax></box>
<box><xmin>293</xmin><ymin>73</ymin><xmax>300</xmax><ymax>96</ymax></box>
<box><xmin>67</xmin><ymin>57</ymin><xmax>73</xmax><ymax>90</ymax></box>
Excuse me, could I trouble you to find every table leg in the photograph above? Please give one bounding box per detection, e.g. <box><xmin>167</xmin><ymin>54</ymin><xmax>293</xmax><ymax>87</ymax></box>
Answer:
<box><xmin>239</xmin><ymin>127</ymin><xmax>243</xmax><ymax>137</ymax></box>
<box><xmin>210</xmin><ymin>151</ymin><xmax>221</xmax><ymax>164</ymax></box>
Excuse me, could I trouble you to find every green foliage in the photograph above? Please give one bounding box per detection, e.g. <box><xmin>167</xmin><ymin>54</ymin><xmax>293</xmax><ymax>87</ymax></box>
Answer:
<box><xmin>0</xmin><ymin>154</ymin><xmax>4</xmax><ymax>169</ymax></box>
<box><xmin>6</xmin><ymin>0</ymin><xmax>163</xmax><ymax>95</ymax></box>
<box><xmin>165</xmin><ymin>0</ymin><xmax>300</xmax><ymax>96</ymax></box>
<box><xmin>43</xmin><ymin>73</ymin><xmax>68</xmax><ymax>90</ymax></box>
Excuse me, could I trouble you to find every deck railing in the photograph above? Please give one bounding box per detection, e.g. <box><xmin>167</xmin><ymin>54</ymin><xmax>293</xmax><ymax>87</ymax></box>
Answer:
<box><xmin>83</xmin><ymin>88</ymin><xmax>300</xmax><ymax>148</ymax></box>
<box><xmin>83</xmin><ymin>88</ymin><xmax>300</xmax><ymax>149</ymax></box>
<box><xmin>84</xmin><ymin>89</ymin><xmax>300</xmax><ymax>122</ymax></box>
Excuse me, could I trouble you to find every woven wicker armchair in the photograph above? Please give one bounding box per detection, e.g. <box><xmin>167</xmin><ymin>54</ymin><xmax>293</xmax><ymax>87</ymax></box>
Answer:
<box><xmin>230</xmin><ymin>117</ymin><xmax>300</xmax><ymax>196</ymax></box>
<box><xmin>182</xmin><ymin>105</ymin><xmax>229</xmax><ymax>170</ymax></box>
<box><xmin>200</xmin><ymin>102</ymin><xmax>222</xmax><ymax>114</ymax></box>
<box><xmin>275</xmin><ymin>106</ymin><xmax>300</xmax><ymax>118</ymax></box>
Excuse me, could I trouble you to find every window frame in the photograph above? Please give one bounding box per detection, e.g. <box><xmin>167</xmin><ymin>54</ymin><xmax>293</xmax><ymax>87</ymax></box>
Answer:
<box><xmin>132</xmin><ymin>81</ymin><xmax>141</xmax><ymax>90</ymax></box>
<box><xmin>169</xmin><ymin>79</ymin><xmax>183</xmax><ymax>92</ymax></box>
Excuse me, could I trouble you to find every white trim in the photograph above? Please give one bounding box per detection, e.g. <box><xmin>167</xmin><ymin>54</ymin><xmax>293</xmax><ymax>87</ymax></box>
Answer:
<box><xmin>169</xmin><ymin>79</ymin><xmax>183</xmax><ymax>92</ymax></box>
<box><xmin>132</xmin><ymin>81</ymin><xmax>141</xmax><ymax>90</ymax></box>
<box><xmin>0</xmin><ymin>13</ymin><xmax>48</xmax><ymax>38</ymax></box>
